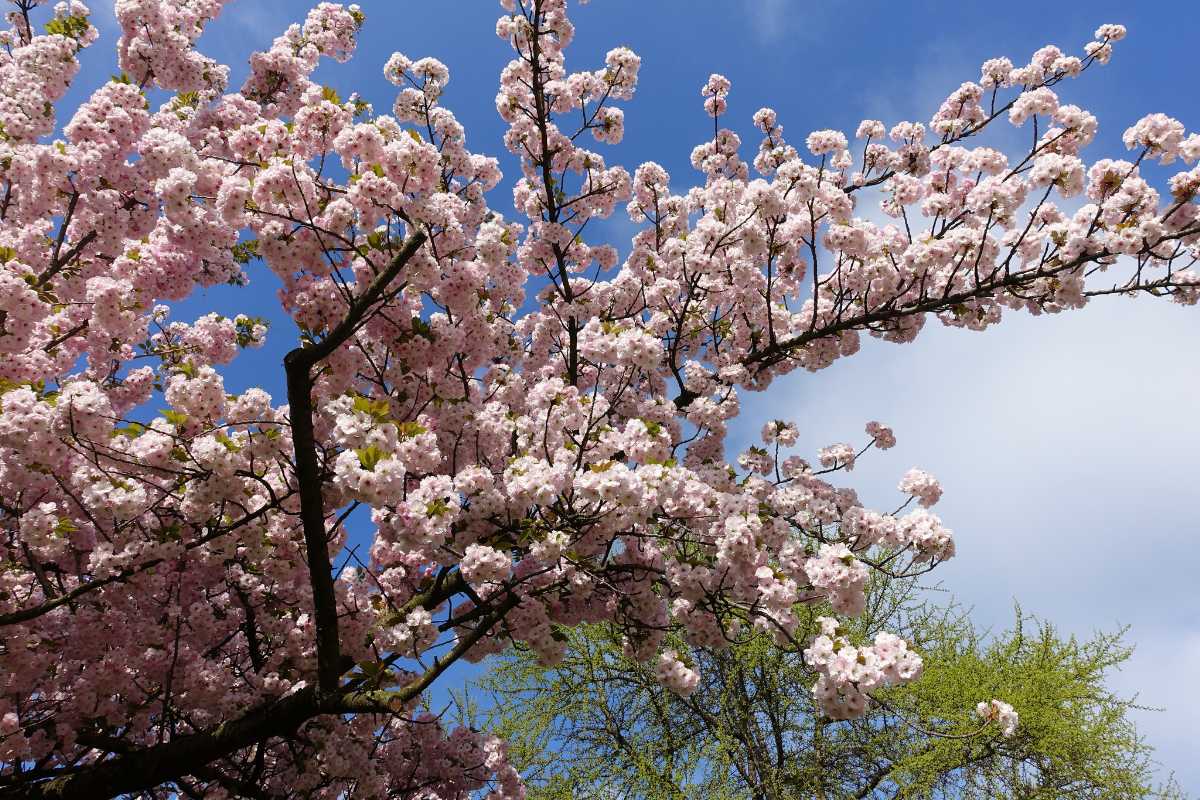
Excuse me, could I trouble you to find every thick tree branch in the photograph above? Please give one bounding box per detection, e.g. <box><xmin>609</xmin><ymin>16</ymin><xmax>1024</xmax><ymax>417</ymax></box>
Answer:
<box><xmin>379</xmin><ymin>570</ymin><xmax>467</xmax><ymax>628</ymax></box>
<box><xmin>0</xmin><ymin>591</ymin><xmax>507</xmax><ymax>800</ymax></box>
<box><xmin>340</xmin><ymin>592</ymin><xmax>518</xmax><ymax>713</ymax></box>
<box><xmin>288</xmin><ymin>232</ymin><xmax>427</xmax><ymax>369</ymax></box>
<box><xmin>283</xmin><ymin>231</ymin><xmax>426</xmax><ymax>694</ymax></box>
<box><xmin>0</xmin><ymin>687</ymin><xmax>321</xmax><ymax>800</ymax></box>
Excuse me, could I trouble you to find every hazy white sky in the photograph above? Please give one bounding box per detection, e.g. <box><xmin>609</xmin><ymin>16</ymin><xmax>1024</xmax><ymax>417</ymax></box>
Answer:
<box><xmin>733</xmin><ymin>297</ymin><xmax>1200</xmax><ymax>788</ymax></box>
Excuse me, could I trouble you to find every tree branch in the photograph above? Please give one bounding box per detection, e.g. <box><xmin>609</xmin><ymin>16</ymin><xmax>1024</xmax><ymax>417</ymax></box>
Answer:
<box><xmin>0</xmin><ymin>687</ymin><xmax>322</xmax><ymax>800</ymax></box>
<box><xmin>283</xmin><ymin>231</ymin><xmax>425</xmax><ymax>694</ymax></box>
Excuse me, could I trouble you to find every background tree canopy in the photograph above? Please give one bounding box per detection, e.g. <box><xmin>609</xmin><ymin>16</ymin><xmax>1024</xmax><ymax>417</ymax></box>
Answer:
<box><xmin>477</xmin><ymin>577</ymin><xmax>1184</xmax><ymax>799</ymax></box>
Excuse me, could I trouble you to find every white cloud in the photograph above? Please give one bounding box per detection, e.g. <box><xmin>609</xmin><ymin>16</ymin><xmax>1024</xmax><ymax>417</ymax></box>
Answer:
<box><xmin>732</xmin><ymin>296</ymin><xmax>1200</xmax><ymax>790</ymax></box>
<box><xmin>749</xmin><ymin>0</ymin><xmax>789</xmax><ymax>44</ymax></box>
<box><xmin>746</xmin><ymin>0</ymin><xmax>846</xmax><ymax>47</ymax></box>
<box><xmin>1106</xmin><ymin>629</ymin><xmax>1200</xmax><ymax>790</ymax></box>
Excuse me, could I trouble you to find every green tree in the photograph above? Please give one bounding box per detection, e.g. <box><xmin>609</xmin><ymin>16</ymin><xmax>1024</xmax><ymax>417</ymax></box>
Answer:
<box><xmin>475</xmin><ymin>578</ymin><xmax>1183</xmax><ymax>800</ymax></box>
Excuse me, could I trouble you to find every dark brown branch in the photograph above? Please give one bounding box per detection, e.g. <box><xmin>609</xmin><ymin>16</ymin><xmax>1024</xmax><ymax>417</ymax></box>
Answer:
<box><xmin>282</xmin><ymin>231</ymin><xmax>425</xmax><ymax>694</ymax></box>
<box><xmin>1</xmin><ymin>584</ymin><xmax>502</xmax><ymax>800</ymax></box>
<box><xmin>35</xmin><ymin>186</ymin><xmax>96</xmax><ymax>290</ymax></box>
<box><xmin>287</xmin><ymin>232</ymin><xmax>426</xmax><ymax>368</ymax></box>
<box><xmin>0</xmin><ymin>687</ymin><xmax>324</xmax><ymax>800</ymax></box>
<box><xmin>670</xmin><ymin>243</ymin><xmax>1188</xmax><ymax>409</ymax></box>
<box><xmin>340</xmin><ymin>592</ymin><xmax>518</xmax><ymax>713</ymax></box>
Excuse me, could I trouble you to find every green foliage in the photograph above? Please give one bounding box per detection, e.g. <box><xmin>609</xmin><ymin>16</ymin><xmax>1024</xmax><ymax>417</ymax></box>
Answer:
<box><xmin>366</xmin><ymin>230</ymin><xmax>389</xmax><ymax>251</ymax></box>
<box><xmin>474</xmin><ymin>580</ymin><xmax>1184</xmax><ymax>800</ymax></box>
<box><xmin>351</xmin><ymin>394</ymin><xmax>392</xmax><ymax>423</ymax></box>
<box><xmin>111</xmin><ymin>422</ymin><xmax>145</xmax><ymax>439</ymax></box>
<box><xmin>234</xmin><ymin>315</ymin><xmax>268</xmax><ymax>348</ymax></box>
<box><xmin>354</xmin><ymin>445</ymin><xmax>386</xmax><ymax>471</ymax></box>
<box><xmin>396</xmin><ymin>420</ymin><xmax>427</xmax><ymax>438</ymax></box>
<box><xmin>44</xmin><ymin>14</ymin><xmax>89</xmax><ymax>40</ymax></box>
<box><xmin>410</xmin><ymin>317</ymin><xmax>436</xmax><ymax>342</ymax></box>
<box><xmin>160</xmin><ymin>409</ymin><xmax>189</xmax><ymax>428</ymax></box>
<box><xmin>230</xmin><ymin>239</ymin><xmax>260</xmax><ymax>265</ymax></box>
<box><xmin>214</xmin><ymin>431</ymin><xmax>241</xmax><ymax>453</ymax></box>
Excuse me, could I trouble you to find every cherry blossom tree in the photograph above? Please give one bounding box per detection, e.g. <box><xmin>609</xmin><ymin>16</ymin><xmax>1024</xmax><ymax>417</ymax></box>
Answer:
<box><xmin>0</xmin><ymin>0</ymin><xmax>1196</xmax><ymax>797</ymax></box>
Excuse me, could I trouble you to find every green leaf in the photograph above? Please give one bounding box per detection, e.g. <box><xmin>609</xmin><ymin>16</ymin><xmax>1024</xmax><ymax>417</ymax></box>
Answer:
<box><xmin>112</xmin><ymin>423</ymin><xmax>145</xmax><ymax>439</ymax></box>
<box><xmin>231</xmin><ymin>239</ymin><xmax>259</xmax><ymax>264</ymax></box>
<box><xmin>45</xmin><ymin>14</ymin><xmax>90</xmax><ymax>39</ymax></box>
<box><xmin>352</xmin><ymin>394</ymin><xmax>392</xmax><ymax>423</ymax></box>
<box><xmin>234</xmin><ymin>315</ymin><xmax>268</xmax><ymax>347</ymax></box>
<box><xmin>355</xmin><ymin>445</ymin><xmax>387</xmax><ymax>471</ymax></box>
<box><xmin>215</xmin><ymin>432</ymin><xmax>242</xmax><ymax>453</ymax></box>
<box><xmin>410</xmin><ymin>318</ymin><xmax>435</xmax><ymax>342</ymax></box>
<box><xmin>396</xmin><ymin>421</ymin><xmax>427</xmax><ymax>439</ymax></box>
<box><xmin>161</xmin><ymin>409</ymin><xmax>190</xmax><ymax>427</ymax></box>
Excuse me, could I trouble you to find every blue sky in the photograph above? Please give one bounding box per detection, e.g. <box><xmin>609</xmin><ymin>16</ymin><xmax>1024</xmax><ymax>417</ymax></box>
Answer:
<box><xmin>61</xmin><ymin>0</ymin><xmax>1200</xmax><ymax>791</ymax></box>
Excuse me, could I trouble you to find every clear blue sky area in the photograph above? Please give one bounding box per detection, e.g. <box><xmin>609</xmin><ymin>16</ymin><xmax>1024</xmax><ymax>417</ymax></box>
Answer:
<box><xmin>52</xmin><ymin>1</ymin><xmax>1200</xmax><ymax>792</ymax></box>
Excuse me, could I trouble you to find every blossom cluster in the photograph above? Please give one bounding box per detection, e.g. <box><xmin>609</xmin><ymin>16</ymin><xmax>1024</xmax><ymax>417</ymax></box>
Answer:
<box><xmin>655</xmin><ymin>650</ymin><xmax>701</xmax><ymax>696</ymax></box>
<box><xmin>977</xmin><ymin>698</ymin><xmax>1020</xmax><ymax>737</ymax></box>
<box><xmin>804</xmin><ymin>617</ymin><xmax>924</xmax><ymax>720</ymax></box>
